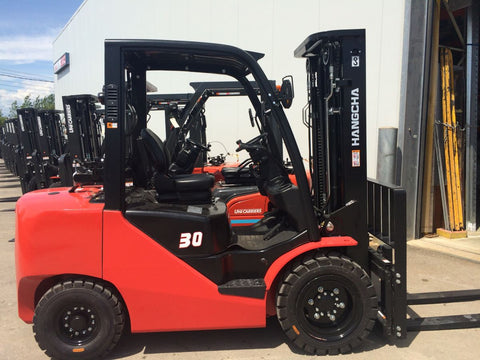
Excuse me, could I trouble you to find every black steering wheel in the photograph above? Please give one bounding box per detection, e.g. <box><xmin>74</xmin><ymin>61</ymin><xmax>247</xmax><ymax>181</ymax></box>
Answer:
<box><xmin>236</xmin><ymin>133</ymin><xmax>268</xmax><ymax>153</ymax></box>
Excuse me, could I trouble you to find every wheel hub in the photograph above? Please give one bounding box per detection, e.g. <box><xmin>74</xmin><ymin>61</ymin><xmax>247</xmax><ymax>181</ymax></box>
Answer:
<box><xmin>304</xmin><ymin>285</ymin><xmax>348</xmax><ymax>325</ymax></box>
<box><xmin>60</xmin><ymin>306</ymin><xmax>97</xmax><ymax>342</ymax></box>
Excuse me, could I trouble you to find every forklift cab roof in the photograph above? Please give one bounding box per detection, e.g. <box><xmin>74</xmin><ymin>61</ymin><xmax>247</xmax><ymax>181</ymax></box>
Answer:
<box><xmin>107</xmin><ymin>39</ymin><xmax>264</xmax><ymax>77</ymax></box>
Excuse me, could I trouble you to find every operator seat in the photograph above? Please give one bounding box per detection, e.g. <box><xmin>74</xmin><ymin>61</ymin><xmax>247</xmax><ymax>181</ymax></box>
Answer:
<box><xmin>140</xmin><ymin>128</ymin><xmax>214</xmax><ymax>203</ymax></box>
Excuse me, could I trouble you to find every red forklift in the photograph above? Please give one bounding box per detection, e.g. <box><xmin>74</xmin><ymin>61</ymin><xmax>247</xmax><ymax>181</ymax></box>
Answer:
<box><xmin>15</xmin><ymin>30</ymin><xmax>480</xmax><ymax>360</ymax></box>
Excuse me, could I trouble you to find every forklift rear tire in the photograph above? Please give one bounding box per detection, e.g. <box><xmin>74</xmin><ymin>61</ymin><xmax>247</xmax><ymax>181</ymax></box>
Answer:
<box><xmin>27</xmin><ymin>177</ymin><xmax>38</xmax><ymax>192</ymax></box>
<box><xmin>276</xmin><ymin>253</ymin><xmax>377</xmax><ymax>355</ymax></box>
<box><xmin>33</xmin><ymin>280</ymin><xmax>125</xmax><ymax>360</ymax></box>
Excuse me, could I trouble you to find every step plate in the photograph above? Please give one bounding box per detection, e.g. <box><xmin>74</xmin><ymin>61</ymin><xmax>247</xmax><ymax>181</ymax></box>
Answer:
<box><xmin>218</xmin><ymin>278</ymin><xmax>266</xmax><ymax>299</ymax></box>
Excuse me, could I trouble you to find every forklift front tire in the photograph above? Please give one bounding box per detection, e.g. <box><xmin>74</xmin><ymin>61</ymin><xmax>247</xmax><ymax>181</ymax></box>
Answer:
<box><xmin>33</xmin><ymin>280</ymin><xmax>125</xmax><ymax>360</ymax></box>
<box><xmin>276</xmin><ymin>253</ymin><xmax>377</xmax><ymax>355</ymax></box>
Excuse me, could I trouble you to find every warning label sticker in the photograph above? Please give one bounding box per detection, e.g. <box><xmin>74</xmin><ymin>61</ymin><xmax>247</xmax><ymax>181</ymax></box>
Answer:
<box><xmin>352</xmin><ymin>150</ymin><xmax>360</xmax><ymax>167</ymax></box>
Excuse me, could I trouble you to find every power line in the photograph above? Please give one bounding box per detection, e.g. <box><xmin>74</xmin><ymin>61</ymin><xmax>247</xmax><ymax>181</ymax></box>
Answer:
<box><xmin>0</xmin><ymin>83</ymin><xmax>53</xmax><ymax>91</ymax></box>
<box><xmin>0</xmin><ymin>75</ymin><xmax>53</xmax><ymax>85</ymax></box>
<box><xmin>0</xmin><ymin>72</ymin><xmax>53</xmax><ymax>83</ymax></box>
<box><xmin>0</xmin><ymin>79</ymin><xmax>53</xmax><ymax>89</ymax></box>
<box><xmin>0</xmin><ymin>67</ymin><xmax>52</xmax><ymax>80</ymax></box>
<box><xmin>0</xmin><ymin>83</ymin><xmax>26</xmax><ymax>90</ymax></box>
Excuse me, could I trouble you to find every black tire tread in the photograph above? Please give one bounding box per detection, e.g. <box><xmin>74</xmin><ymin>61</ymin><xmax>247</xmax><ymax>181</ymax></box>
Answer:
<box><xmin>33</xmin><ymin>279</ymin><xmax>125</xmax><ymax>360</ymax></box>
<box><xmin>276</xmin><ymin>252</ymin><xmax>377</xmax><ymax>355</ymax></box>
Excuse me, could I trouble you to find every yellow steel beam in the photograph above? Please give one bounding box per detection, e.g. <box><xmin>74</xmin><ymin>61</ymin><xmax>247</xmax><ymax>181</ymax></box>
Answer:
<box><xmin>445</xmin><ymin>49</ymin><xmax>464</xmax><ymax>229</ymax></box>
<box><xmin>440</xmin><ymin>48</ymin><xmax>464</xmax><ymax>231</ymax></box>
<box><xmin>440</xmin><ymin>49</ymin><xmax>456</xmax><ymax>229</ymax></box>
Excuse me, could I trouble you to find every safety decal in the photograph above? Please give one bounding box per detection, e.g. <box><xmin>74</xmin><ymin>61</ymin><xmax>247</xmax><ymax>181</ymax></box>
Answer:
<box><xmin>352</xmin><ymin>150</ymin><xmax>360</xmax><ymax>167</ymax></box>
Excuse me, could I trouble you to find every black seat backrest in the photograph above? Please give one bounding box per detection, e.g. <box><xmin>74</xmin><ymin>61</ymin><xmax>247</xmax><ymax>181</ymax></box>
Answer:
<box><xmin>140</xmin><ymin>128</ymin><xmax>170</xmax><ymax>174</ymax></box>
<box><xmin>165</xmin><ymin>127</ymin><xmax>180</xmax><ymax>161</ymax></box>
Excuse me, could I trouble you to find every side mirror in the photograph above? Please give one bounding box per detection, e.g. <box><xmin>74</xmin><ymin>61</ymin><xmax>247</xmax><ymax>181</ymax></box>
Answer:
<box><xmin>279</xmin><ymin>76</ymin><xmax>294</xmax><ymax>109</ymax></box>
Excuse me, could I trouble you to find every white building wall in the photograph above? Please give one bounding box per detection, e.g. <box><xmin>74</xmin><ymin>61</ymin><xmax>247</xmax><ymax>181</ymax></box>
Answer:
<box><xmin>54</xmin><ymin>0</ymin><xmax>406</xmax><ymax>177</ymax></box>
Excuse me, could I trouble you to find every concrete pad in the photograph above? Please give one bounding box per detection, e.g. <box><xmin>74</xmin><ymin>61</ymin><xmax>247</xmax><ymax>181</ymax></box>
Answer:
<box><xmin>409</xmin><ymin>236</ymin><xmax>480</xmax><ymax>263</ymax></box>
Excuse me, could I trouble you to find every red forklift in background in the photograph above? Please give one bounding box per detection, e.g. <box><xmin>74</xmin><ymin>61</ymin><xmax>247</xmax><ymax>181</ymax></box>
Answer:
<box><xmin>15</xmin><ymin>30</ymin><xmax>480</xmax><ymax>360</ymax></box>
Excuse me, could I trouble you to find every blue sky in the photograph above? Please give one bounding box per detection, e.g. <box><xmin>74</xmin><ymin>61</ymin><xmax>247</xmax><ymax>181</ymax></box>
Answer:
<box><xmin>0</xmin><ymin>0</ymin><xmax>84</xmax><ymax>115</ymax></box>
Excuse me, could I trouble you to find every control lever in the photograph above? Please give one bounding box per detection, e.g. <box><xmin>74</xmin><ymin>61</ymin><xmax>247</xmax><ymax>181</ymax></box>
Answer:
<box><xmin>236</xmin><ymin>139</ymin><xmax>245</xmax><ymax>152</ymax></box>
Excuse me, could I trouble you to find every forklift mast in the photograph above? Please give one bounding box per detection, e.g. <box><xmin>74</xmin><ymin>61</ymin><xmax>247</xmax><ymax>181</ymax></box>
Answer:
<box><xmin>37</xmin><ymin>110</ymin><xmax>66</xmax><ymax>160</ymax></box>
<box><xmin>295</xmin><ymin>29</ymin><xmax>368</xmax><ymax>268</ymax></box>
<box><xmin>16</xmin><ymin>108</ymin><xmax>36</xmax><ymax>162</ymax></box>
<box><xmin>62</xmin><ymin>94</ymin><xmax>103</xmax><ymax>163</ymax></box>
<box><xmin>5</xmin><ymin>119</ymin><xmax>23</xmax><ymax>177</ymax></box>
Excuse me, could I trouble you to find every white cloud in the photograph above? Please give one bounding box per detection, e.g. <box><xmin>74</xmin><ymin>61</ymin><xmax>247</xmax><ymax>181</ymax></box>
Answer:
<box><xmin>0</xmin><ymin>29</ymin><xmax>60</xmax><ymax>63</ymax></box>
<box><xmin>0</xmin><ymin>80</ymin><xmax>54</xmax><ymax>115</ymax></box>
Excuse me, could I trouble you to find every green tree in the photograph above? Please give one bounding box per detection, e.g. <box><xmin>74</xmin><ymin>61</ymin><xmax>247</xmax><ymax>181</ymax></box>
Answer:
<box><xmin>7</xmin><ymin>94</ymin><xmax>55</xmax><ymax>118</ymax></box>
<box><xmin>0</xmin><ymin>108</ymin><xmax>6</xmax><ymax>127</ymax></box>
<box><xmin>20</xmin><ymin>95</ymin><xmax>33</xmax><ymax>109</ymax></box>
<box><xmin>8</xmin><ymin>100</ymin><xmax>18</xmax><ymax>118</ymax></box>
<box><xmin>32</xmin><ymin>94</ymin><xmax>55</xmax><ymax>110</ymax></box>
<box><xmin>39</xmin><ymin>94</ymin><xmax>55</xmax><ymax>110</ymax></box>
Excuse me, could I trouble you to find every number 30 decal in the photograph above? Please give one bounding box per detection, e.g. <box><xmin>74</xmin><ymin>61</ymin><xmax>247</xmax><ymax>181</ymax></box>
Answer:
<box><xmin>179</xmin><ymin>232</ymin><xmax>203</xmax><ymax>249</ymax></box>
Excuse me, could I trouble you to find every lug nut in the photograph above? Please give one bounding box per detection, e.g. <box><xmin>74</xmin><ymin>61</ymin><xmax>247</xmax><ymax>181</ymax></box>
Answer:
<box><xmin>333</xmin><ymin>288</ymin><xmax>340</xmax><ymax>295</ymax></box>
<box><xmin>318</xmin><ymin>286</ymin><xmax>324</xmax><ymax>293</ymax></box>
<box><xmin>339</xmin><ymin>302</ymin><xmax>345</xmax><ymax>309</ymax></box>
<box><xmin>329</xmin><ymin>314</ymin><xmax>336</xmax><ymax>321</ymax></box>
<box><xmin>308</xmin><ymin>299</ymin><xmax>314</xmax><ymax>305</ymax></box>
<box><xmin>314</xmin><ymin>313</ymin><xmax>320</xmax><ymax>319</ymax></box>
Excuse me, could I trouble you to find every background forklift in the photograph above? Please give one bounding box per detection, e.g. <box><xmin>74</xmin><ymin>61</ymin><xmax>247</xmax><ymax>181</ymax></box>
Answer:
<box><xmin>15</xmin><ymin>109</ymin><xmax>38</xmax><ymax>193</ymax></box>
<box><xmin>22</xmin><ymin>108</ymin><xmax>65</xmax><ymax>191</ymax></box>
<box><xmin>15</xmin><ymin>30</ymin><xmax>480</xmax><ymax>360</ymax></box>
<box><xmin>1</xmin><ymin>113</ymin><xmax>65</xmax><ymax>194</ymax></box>
<box><xmin>58</xmin><ymin>94</ymin><xmax>104</xmax><ymax>187</ymax></box>
<box><xmin>143</xmin><ymin>81</ymin><xmax>286</xmax><ymax>227</ymax></box>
